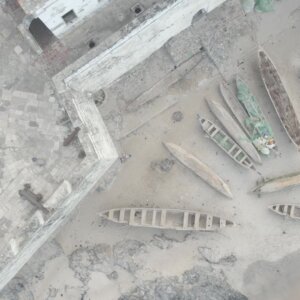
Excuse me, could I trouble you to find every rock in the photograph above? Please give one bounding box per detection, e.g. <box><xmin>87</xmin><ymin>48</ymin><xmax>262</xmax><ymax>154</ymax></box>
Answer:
<box><xmin>113</xmin><ymin>240</ymin><xmax>146</xmax><ymax>273</ymax></box>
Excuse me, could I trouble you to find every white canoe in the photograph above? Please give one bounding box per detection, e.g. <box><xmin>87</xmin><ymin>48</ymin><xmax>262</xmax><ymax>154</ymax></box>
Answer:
<box><xmin>100</xmin><ymin>207</ymin><xmax>235</xmax><ymax>231</ymax></box>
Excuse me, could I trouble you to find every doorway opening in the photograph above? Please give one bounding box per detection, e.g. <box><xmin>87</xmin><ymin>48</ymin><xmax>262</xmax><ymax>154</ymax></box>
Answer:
<box><xmin>29</xmin><ymin>18</ymin><xmax>56</xmax><ymax>49</ymax></box>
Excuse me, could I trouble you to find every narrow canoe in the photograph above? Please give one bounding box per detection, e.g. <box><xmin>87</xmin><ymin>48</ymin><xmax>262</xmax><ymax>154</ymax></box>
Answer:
<box><xmin>100</xmin><ymin>207</ymin><xmax>235</xmax><ymax>231</ymax></box>
<box><xmin>219</xmin><ymin>82</ymin><xmax>251</xmax><ymax>136</ymax></box>
<box><xmin>206</xmin><ymin>99</ymin><xmax>262</xmax><ymax>164</ymax></box>
<box><xmin>199</xmin><ymin>116</ymin><xmax>255</xmax><ymax>170</ymax></box>
<box><xmin>163</xmin><ymin>142</ymin><xmax>233</xmax><ymax>198</ymax></box>
<box><xmin>258</xmin><ymin>50</ymin><xmax>300</xmax><ymax>148</ymax></box>
<box><xmin>253</xmin><ymin>172</ymin><xmax>300</xmax><ymax>193</ymax></box>
<box><xmin>269</xmin><ymin>204</ymin><xmax>300</xmax><ymax>220</ymax></box>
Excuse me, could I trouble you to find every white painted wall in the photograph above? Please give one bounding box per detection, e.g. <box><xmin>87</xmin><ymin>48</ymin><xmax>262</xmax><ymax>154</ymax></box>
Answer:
<box><xmin>35</xmin><ymin>0</ymin><xmax>109</xmax><ymax>37</ymax></box>
<box><xmin>65</xmin><ymin>0</ymin><xmax>227</xmax><ymax>92</ymax></box>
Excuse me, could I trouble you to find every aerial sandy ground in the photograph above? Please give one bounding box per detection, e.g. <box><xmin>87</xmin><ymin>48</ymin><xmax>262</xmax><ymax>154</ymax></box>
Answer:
<box><xmin>1</xmin><ymin>0</ymin><xmax>300</xmax><ymax>299</ymax></box>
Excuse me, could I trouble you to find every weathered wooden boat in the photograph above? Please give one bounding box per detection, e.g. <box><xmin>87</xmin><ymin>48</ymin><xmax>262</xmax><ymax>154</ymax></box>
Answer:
<box><xmin>100</xmin><ymin>208</ymin><xmax>235</xmax><ymax>231</ymax></box>
<box><xmin>253</xmin><ymin>172</ymin><xmax>300</xmax><ymax>193</ymax></box>
<box><xmin>236</xmin><ymin>76</ymin><xmax>276</xmax><ymax>155</ymax></box>
<box><xmin>219</xmin><ymin>82</ymin><xmax>251</xmax><ymax>136</ymax></box>
<box><xmin>199</xmin><ymin>116</ymin><xmax>255</xmax><ymax>170</ymax></box>
<box><xmin>206</xmin><ymin>99</ymin><xmax>262</xmax><ymax>164</ymax></box>
<box><xmin>258</xmin><ymin>50</ymin><xmax>300</xmax><ymax>148</ymax></box>
<box><xmin>163</xmin><ymin>142</ymin><xmax>233</xmax><ymax>198</ymax></box>
<box><xmin>269</xmin><ymin>204</ymin><xmax>300</xmax><ymax>220</ymax></box>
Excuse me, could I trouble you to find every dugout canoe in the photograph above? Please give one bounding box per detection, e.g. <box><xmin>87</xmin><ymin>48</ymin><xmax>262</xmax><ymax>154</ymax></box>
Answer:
<box><xmin>163</xmin><ymin>142</ymin><xmax>233</xmax><ymax>198</ymax></box>
<box><xmin>258</xmin><ymin>50</ymin><xmax>300</xmax><ymax>148</ymax></box>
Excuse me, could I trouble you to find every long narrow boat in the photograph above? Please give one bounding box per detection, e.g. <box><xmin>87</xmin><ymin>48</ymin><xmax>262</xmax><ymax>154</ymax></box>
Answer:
<box><xmin>258</xmin><ymin>50</ymin><xmax>300</xmax><ymax>148</ymax></box>
<box><xmin>219</xmin><ymin>82</ymin><xmax>251</xmax><ymax>136</ymax></box>
<box><xmin>269</xmin><ymin>204</ymin><xmax>300</xmax><ymax>220</ymax></box>
<box><xmin>236</xmin><ymin>76</ymin><xmax>276</xmax><ymax>155</ymax></box>
<box><xmin>163</xmin><ymin>142</ymin><xmax>233</xmax><ymax>198</ymax></box>
<box><xmin>252</xmin><ymin>172</ymin><xmax>300</xmax><ymax>193</ymax></box>
<box><xmin>199</xmin><ymin>116</ymin><xmax>255</xmax><ymax>170</ymax></box>
<box><xmin>100</xmin><ymin>208</ymin><xmax>235</xmax><ymax>231</ymax></box>
<box><xmin>206</xmin><ymin>99</ymin><xmax>262</xmax><ymax>164</ymax></box>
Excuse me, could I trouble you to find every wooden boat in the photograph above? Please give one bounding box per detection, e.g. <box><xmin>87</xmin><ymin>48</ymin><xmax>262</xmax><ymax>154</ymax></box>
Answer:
<box><xmin>206</xmin><ymin>99</ymin><xmax>262</xmax><ymax>164</ymax></box>
<box><xmin>163</xmin><ymin>142</ymin><xmax>233</xmax><ymax>198</ymax></box>
<box><xmin>258</xmin><ymin>50</ymin><xmax>300</xmax><ymax>148</ymax></box>
<box><xmin>219</xmin><ymin>82</ymin><xmax>251</xmax><ymax>136</ymax></box>
<box><xmin>252</xmin><ymin>172</ymin><xmax>300</xmax><ymax>193</ymax></box>
<box><xmin>100</xmin><ymin>207</ymin><xmax>235</xmax><ymax>231</ymax></box>
<box><xmin>199</xmin><ymin>116</ymin><xmax>255</xmax><ymax>170</ymax></box>
<box><xmin>269</xmin><ymin>204</ymin><xmax>300</xmax><ymax>220</ymax></box>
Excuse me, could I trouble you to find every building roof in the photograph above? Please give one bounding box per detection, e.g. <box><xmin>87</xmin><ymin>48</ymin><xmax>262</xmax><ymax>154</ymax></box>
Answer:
<box><xmin>18</xmin><ymin>0</ymin><xmax>49</xmax><ymax>14</ymax></box>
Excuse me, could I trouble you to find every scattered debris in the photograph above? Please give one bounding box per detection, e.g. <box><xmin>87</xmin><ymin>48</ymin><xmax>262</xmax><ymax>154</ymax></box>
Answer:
<box><xmin>93</xmin><ymin>89</ymin><xmax>106</xmax><ymax>106</ymax></box>
<box><xmin>199</xmin><ymin>116</ymin><xmax>255</xmax><ymax>170</ymax></box>
<box><xmin>78</xmin><ymin>150</ymin><xmax>86</xmax><ymax>159</ymax></box>
<box><xmin>198</xmin><ymin>247</ymin><xmax>237</xmax><ymax>265</ymax></box>
<box><xmin>150</xmin><ymin>158</ymin><xmax>174</xmax><ymax>172</ymax></box>
<box><xmin>119</xmin><ymin>153</ymin><xmax>132</xmax><ymax>163</ymax></box>
<box><xmin>172</xmin><ymin>111</ymin><xmax>184</xmax><ymax>122</ymax></box>
<box><xmin>206</xmin><ymin>99</ymin><xmax>262</xmax><ymax>164</ymax></box>
<box><xmin>163</xmin><ymin>142</ymin><xmax>233</xmax><ymax>198</ymax></box>
<box><xmin>259</xmin><ymin>50</ymin><xmax>300</xmax><ymax>149</ymax></box>
<box><xmin>252</xmin><ymin>172</ymin><xmax>300</xmax><ymax>193</ymax></box>
<box><xmin>269</xmin><ymin>204</ymin><xmax>300</xmax><ymax>220</ymax></box>
<box><xmin>236</xmin><ymin>75</ymin><xmax>276</xmax><ymax>155</ymax></box>
<box><xmin>63</xmin><ymin>127</ymin><xmax>80</xmax><ymax>146</ymax></box>
<box><xmin>100</xmin><ymin>207</ymin><xmax>235</xmax><ymax>231</ymax></box>
<box><xmin>18</xmin><ymin>184</ymin><xmax>48</xmax><ymax>214</ymax></box>
<box><xmin>31</xmin><ymin>157</ymin><xmax>46</xmax><ymax>167</ymax></box>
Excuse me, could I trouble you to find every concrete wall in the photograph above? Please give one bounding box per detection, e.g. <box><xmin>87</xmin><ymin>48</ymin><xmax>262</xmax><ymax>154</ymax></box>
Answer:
<box><xmin>34</xmin><ymin>0</ymin><xmax>109</xmax><ymax>37</ymax></box>
<box><xmin>65</xmin><ymin>0</ymin><xmax>226</xmax><ymax>92</ymax></box>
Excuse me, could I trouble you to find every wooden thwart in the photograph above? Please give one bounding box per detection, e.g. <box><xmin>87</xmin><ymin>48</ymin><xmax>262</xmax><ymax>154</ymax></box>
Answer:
<box><xmin>269</xmin><ymin>204</ymin><xmax>300</xmax><ymax>220</ymax></box>
<box><xmin>199</xmin><ymin>116</ymin><xmax>255</xmax><ymax>170</ymax></box>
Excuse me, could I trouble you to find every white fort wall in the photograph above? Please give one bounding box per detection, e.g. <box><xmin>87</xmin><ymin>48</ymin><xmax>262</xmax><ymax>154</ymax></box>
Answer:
<box><xmin>65</xmin><ymin>0</ymin><xmax>226</xmax><ymax>91</ymax></box>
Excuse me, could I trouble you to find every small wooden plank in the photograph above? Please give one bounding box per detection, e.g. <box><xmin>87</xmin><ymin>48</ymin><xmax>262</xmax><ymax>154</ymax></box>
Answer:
<box><xmin>161</xmin><ymin>210</ymin><xmax>167</xmax><ymax>226</ymax></box>
<box><xmin>206</xmin><ymin>215</ymin><xmax>213</xmax><ymax>230</ymax></box>
<box><xmin>141</xmin><ymin>209</ymin><xmax>147</xmax><ymax>225</ymax></box>
<box><xmin>220</xmin><ymin>219</ymin><xmax>226</xmax><ymax>228</ymax></box>
<box><xmin>119</xmin><ymin>209</ymin><xmax>125</xmax><ymax>222</ymax></box>
<box><xmin>129</xmin><ymin>209</ymin><xmax>135</xmax><ymax>224</ymax></box>
<box><xmin>183</xmin><ymin>211</ymin><xmax>189</xmax><ymax>229</ymax></box>
<box><xmin>194</xmin><ymin>213</ymin><xmax>200</xmax><ymax>229</ymax></box>
<box><xmin>109</xmin><ymin>210</ymin><xmax>114</xmax><ymax>219</ymax></box>
<box><xmin>152</xmin><ymin>210</ymin><xmax>157</xmax><ymax>226</ymax></box>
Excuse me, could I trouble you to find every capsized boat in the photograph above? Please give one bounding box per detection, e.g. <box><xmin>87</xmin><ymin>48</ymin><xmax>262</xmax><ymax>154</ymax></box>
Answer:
<box><xmin>258</xmin><ymin>50</ymin><xmax>300</xmax><ymax>148</ymax></box>
<box><xmin>236</xmin><ymin>76</ymin><xmax>276</xmax><ymax>155</ymax></box>
<box><xmin>219</xmin><ymin>82</ymin><xmax>251</xmax><ymax>136</ymax></box>
<box><xmin>252</xmin><ymin>172</ymin><xmax>300</xmax><ymax>193</ymax></box>
<box><xmin>163</xmin><ymin>142</ymin><xmax>233</xmax><ymax>198</ymax></box>
<box><xmin>206</xmin><ymin>99</ymin><xmax>262</xmax><ymax>164</ymax></box>
<box><xmin>269</xmin><ymin>204</ymin><xmax>300</xmax><ymax>220</ymax></box>
<box><xmin>199</xmin><ymin>116</ymin><xmax>255</xmax><ymax>170</ymax></box>
<box><xmin>100</xmin><ymin>207</ymin><xmax>235</xmax><ymax>231</ymax></box>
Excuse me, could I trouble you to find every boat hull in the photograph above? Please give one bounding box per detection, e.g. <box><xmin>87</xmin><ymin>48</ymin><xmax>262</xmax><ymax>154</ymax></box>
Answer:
<box><xmin>269</xmin><ymin>204</ymin><xmax>300</xmax><ymax>220</ymax></box>
<box><xmin>259</xmin><ymin>50</ymin><xmax>300</xmax><ymax>148</ymax></box>
<box><xmin>164</xmin><ymin>142</ymin><xmax>233</xmax><ymax>198</ymax></box>
<box><xmin>100</xmin><ymin>208</ymin><xmax>235</xmax><ymax>231</ymax></box>
<box><xmin>206</xmin><ymin>99</ymin><xmax>261</xmax><ymax>164</ymax></box>
<box><xmin>253</xmin><ymin>173</ymin><xmax>300</xmax><ymax>193</ymax></box>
